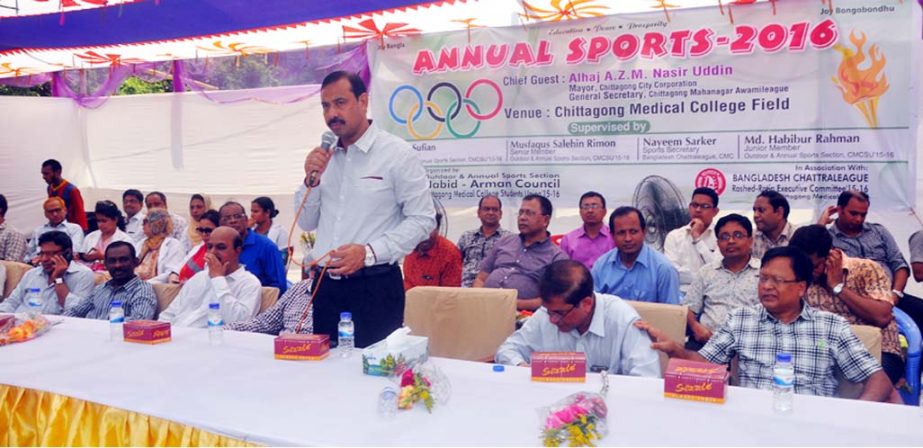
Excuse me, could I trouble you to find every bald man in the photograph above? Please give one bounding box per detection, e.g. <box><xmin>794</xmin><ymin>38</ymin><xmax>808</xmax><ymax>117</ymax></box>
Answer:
<box><xmin>26</xmin><ymin>197</ymin><xmax>85</xmax><ymax>263</ymax></box>
<box><xmin>158</xmin><ymin>227</ymin><xmax>262</xmax><ymax>328</ymax></box>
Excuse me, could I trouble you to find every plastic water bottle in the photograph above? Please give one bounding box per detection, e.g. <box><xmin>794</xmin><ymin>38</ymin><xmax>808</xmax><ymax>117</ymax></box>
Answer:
<box><xmin>338</xmin><ymin>312</ymin><xmax>355</xmax><ymax>357</ymax></box>
<box><xmin>26</xmin><ymin>288</ymin><xmax>43</xmax><ymax>317</ymax></box>
<box><xmin>377</xmin><ymin>386</ymin><xmax>398</xmax><ymax>417</ymax></box>
<box><xmin>109</xmin><ymin>300</ymin><xmax>125</xmax><ymax>341</ymax></box>
<box><xmin>773</xmin><ymin>352</ymin><xmax>795</xmax><ymax>413</ymax></box>
<box><xmin>207</xmin><ymin>302</ymin><xmax>223</xmax><ymax>345</ymax></box>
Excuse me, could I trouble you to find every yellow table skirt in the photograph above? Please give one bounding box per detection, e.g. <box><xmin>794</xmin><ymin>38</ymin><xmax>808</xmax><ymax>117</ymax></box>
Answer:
<box><xmin>0</xmin><ymin>384</ymin><xmax>258</xmax><ymax>446</ymax></box>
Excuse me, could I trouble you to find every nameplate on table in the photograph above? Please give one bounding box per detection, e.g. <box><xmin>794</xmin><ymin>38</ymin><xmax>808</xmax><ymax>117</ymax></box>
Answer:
<box><xmin>531</xmin><ymin>352</ymin><xmax>586</xmax><ymax>383</ymax></box>
<box><xmin>274</xmin><ymin>333</ymin><xmax>330</xmax><ymax>360</ymax></box>
<box><xmin>663</xmin><ymin>358</ymin><xmax>728</xmax><ymax>404</ymax></box>
<box><xmin>123</xmin><ymin>320</ymin><xmax>172</xmax><ymax>344</ymax></box>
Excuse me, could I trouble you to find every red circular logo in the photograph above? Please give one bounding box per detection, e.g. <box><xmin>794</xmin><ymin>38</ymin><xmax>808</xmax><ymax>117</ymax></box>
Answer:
<box><xmin>695</xmin><ymin>168</ymin><xmax>726</xmax><ymax>195</ymax></box>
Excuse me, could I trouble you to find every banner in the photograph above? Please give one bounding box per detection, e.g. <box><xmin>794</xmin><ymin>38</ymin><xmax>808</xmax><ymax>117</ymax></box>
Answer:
<box><xmin>370</xmin><ymin>0</ymin><xmax>920</xmax><ymax>237</ymax></box>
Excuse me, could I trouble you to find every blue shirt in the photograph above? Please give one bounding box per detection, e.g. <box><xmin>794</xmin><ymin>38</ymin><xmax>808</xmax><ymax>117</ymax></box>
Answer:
<box><xmin>590</xmin><ymin>244</ymin><xmax>681</xmax><ymax>304</ymax></box>
<box><xmin>240</xmin><ymin>230</ymin><xmax>288</xmax><ymax>294</ymax></box>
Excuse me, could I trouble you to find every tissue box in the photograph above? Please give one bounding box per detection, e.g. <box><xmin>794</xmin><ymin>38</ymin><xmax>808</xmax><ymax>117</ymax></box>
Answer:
<box><xmin>663</xmin><ymin>358</ymin><xmax>728</xmax><ymax>404</ymax></box>
<box><xmin>531</xmin><ymin>352</ymin><xmax>586</xmax><ymax>382</ymax></box>
<box><xmin>124</xmin><ymin>320</ymin><xmax>171</xmax><ymax>344</ymax></box>
<box><xmin>274</xmin><ymin>334</ymin><xmax>330</xmax><ymax>360</ymax></box>
<box><xmin>361</xmin><ymin>334</ymin><xmax>429</xmax><ymax>376</ymax></box>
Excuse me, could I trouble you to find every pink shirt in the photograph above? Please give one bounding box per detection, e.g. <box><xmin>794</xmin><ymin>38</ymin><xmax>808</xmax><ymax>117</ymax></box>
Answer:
<box><xmin>560</xmin><ymin>225</ymin><xmax>615</xmax><ymax>270</ymax></box>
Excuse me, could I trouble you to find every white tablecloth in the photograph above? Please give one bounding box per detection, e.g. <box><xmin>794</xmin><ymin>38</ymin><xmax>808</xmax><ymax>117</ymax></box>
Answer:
<box><xmin>1</xmin><ymin>317</ymin><xmax>921</xmax><ymax>446</ymax></box>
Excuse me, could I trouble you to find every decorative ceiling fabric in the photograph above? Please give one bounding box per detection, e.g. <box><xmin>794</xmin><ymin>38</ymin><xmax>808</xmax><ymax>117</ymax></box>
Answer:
<box><xmin>0</xmin><ymin>0</ymin><xmax>762</xmax><ymax>80</ymax></box>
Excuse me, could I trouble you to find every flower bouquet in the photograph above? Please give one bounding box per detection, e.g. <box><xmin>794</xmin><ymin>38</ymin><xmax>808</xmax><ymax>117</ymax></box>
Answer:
<box><xmin>540</xmin><ymin>392</ymin><xmax>608</xmax><ymax>447</ymax></box>
<box><xmin>395</xmin><ymin>361</ymin><xmax>450</xmax><ymax>413</ymax></box>
<box><xmin>0</xmin><ymin>313</ymin><xmax>52</xmax><ymax>346</ymax></box>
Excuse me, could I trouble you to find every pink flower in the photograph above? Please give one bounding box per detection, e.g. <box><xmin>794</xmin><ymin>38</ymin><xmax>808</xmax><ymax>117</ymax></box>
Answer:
<box><xmin>401</xmin><ymin>369</ymin><xmax>415</xmax><ymax>387</ymax></box>
<box><xmin>545</xmin><ymin>414</ymin><xmax>565</xmax><ymax>430</ymax></box>
<box><xmin>555</xmin><ymin>406</ymin><xmax>578</xmax><ymax>424</ymax></box>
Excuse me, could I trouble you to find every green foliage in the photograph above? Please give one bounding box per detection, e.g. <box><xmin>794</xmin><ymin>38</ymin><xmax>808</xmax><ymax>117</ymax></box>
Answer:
<box><xmin>0</xmin><ymin>83</ymin><xmax>51</xmax><ymax>96</ymax></box>
<box><xmin>117</xmin><ymin>77</ymin><xmax>172</xmax><ymax>95</ymax></box>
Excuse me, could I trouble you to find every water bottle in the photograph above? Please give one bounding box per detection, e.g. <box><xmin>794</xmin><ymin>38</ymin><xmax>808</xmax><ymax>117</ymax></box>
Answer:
<box><xmin>26</xmin><ymin>288</ymin><xmax>43</xmax><ymax>317</ymax></box>
<box><xmin>207</xmin><ymin>302</ymin><xmax>223</xmax><ymax>345</ymax></box>
<box><xmin>109</xmin><ymin>300</ymin><xmax>125</xmax><ymax>341</ymax></box>
<box><xmin>338</xmin><ymin>312</ymin><xmax>355</xmax><ymax>357</ymax></box>
<box><xmin>772</xmin><ymin>352</ymin><xmax>795</xmax><ymax>413</ymax></box>
<box><xmin>377</xmin><ymin>386</ymin><xmax>398</xmax><ymax>417</ymax></box>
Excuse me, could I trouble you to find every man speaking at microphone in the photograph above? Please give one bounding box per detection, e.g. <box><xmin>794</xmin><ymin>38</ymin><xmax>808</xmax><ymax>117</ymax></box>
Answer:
<box><xmin>295</xmin><ymin>71</ymin><xmax>435</xmax><ymax>348</ymax></box>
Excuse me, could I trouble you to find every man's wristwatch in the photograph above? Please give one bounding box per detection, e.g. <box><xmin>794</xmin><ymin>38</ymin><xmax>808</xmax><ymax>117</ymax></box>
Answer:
<box><xmin>892</xmin><ymin>289</ymin><xmax>905</xmax><ymax>299</ymax></box>
<box><xmin>364</xmin><ymin>244</ymin><xmax>377</xmax><ymax>267</ymax></box>
<box><xmin>53</xmin><ymin>277</ymin><xmax>64</xmax><ymax>285</ymax></box>
<box><xmin>831</xmin><ymin>282</ymin><xmax>844</xmax><ymax>296</ymax></box>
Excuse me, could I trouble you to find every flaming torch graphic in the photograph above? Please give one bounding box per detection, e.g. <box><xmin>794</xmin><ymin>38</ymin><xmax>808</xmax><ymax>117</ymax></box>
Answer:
<box><xmin>831</xmin><ymin>31</ymin><xmax>889</xmax><ymax>128</ymax></box>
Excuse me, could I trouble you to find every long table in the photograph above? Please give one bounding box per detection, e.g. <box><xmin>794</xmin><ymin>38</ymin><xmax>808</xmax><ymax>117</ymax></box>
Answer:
<box><xmin>1</xmin><ymin>317</ymin><xmax>921</xmax><ymax>446</ymax></box>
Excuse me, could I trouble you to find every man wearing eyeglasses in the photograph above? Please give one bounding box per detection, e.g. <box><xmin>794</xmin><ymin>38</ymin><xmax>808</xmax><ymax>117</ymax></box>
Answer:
<box><xmin>218</xmin><ymin>202</ymin><xmax>288</xmax><ymax>294</ymax></box>
<box><xmin>663</xmin><ymin>187</ymin><xmax>721</xmax><ymax>294</ymax></box>
<box><xmin>1</xmin><ymin>230</ymin><xmax>95</xmax><ymax>315</ymax></box>
<box><xmin>683</xmin><ymin>213</ymin><xmax>760</xmax><ymax>349</ymax></box>
<box><xmin>457</xmin><ymin>195</ymin><xmax>512</xmax><ymax>287</ymax></box>
<box><xmin>637</xmin><ymin>246</ymin><xmax>893</xmax><ymax>400</ymax></box>
<box><xmin>25</xmin><ymin>197</ymin><xmax>85</xmax><ymax>264</ymax></box>
<box><xmin>496</xmin><ymin>260</ymin><xmax>661</xmax><ymax>377</ymax></box>
<box><xmin>473</xmin><ymin>195</ymin><xmax>568</xmax><ymax>311</ymax></box>
<box><xmin>560</xmin><ymin>192</ymin><xmax>615</xmax><ymax>270</ymax></box>
<box><xmin>789</xmin><ymin>225</ymin><xmax>904</xmax><ymax>387</ymax></box>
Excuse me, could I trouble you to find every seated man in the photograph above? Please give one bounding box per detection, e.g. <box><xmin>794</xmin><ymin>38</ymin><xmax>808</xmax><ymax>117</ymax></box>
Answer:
<box><xmin>122</xmin><ymin>189</ymin><xmax>146</xmax><ymax>243</ymax></box>
<box><xmin>0</xmin><ymin>194</ymin><xmax>28</xmax><ymax>262</ymax></box>
<box><xmin>751</xmin><ymin>190</ymin><xmax>797</xmax><ymax>259</ymax></box>
<box><xmin>218</xmin><ymin>202</ymin><xmax>288</xmax><ymax>294</ymax></box>
<box><xmin>65</xmin><ymin>241</ymin><xmax>156</xmax><ymax>320</ymax></box>
<box><xmin>403</xmin><ymin>211</ymin><xmax>462</xmax><ymax>290</ymax></box>
<box><xmin>496</xmin><ymin>260</ymin><xmax>661</xmax><ymax>377</ymax></box>
<box><xmin>636</xmin><ymin>246</ymin><xmax>892</xmax><ymax>401</ymax></box>
<box><xmin>457</xmin><ymin>195</ymin><xmax>512</xmax><ymax>287</ymax></box>
<box><xmin>591</xmin><ymin>206</ymin><xmax>680</xmax><ymax>304</ymax></box>
<box><xmin>0</xmin><ymin>230</ymin><xmax>95</xmax><ymax>314</ymax></box>
<box><xmin>473</xmin><ymin>194</ymin><xmax>567</xmax><ymax>310</ymax></box>
<box><xmin>560</xmin><ymin>191</ymin><xmax>614</xmax><ymax>270</ymax></box>
<box><xmin>26</xmin><ymin>198</ymin><xmax>85</xmax><ymax>263</ymax></box>
<box><xmin>684</xmin><ymin>214</ymin><xmax>760</xmax><ymax>349</ymax></box>
<box><xmin>819</xmin><ymin>190</ymin><xmax>923</xmax><ymax>332</ymax></box>
<box><xmin>663</xmin><ymin>187</ymin><xmax>721</xmax><ymax>294</ymax></box>
<box><xmin>789</xmin><ymin>225</ymin><xmax>904</xmax><ymax>385</ymax></box>
<box><xmin>228</xmin><ymin>279</ymin><xmax>314</xmax><ymax>335</ymax></box>
<box><xmin>158</xmin><ymin>227</ymin><xmax>261</xmax><ymax>327</ymax></box>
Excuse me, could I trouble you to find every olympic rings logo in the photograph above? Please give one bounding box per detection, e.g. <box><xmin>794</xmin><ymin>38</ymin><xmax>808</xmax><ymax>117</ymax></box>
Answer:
<box><xmin>388</xmin><ymin>79</ymin><xmax>503</xmax><ymax>139</ymax></box>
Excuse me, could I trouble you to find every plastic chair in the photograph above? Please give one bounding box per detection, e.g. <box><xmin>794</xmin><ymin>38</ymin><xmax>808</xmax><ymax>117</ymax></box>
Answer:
<box><xmin>893</xmin><ymin>307</ymin><xmax>921</xmax><ymax>406</ymax></box>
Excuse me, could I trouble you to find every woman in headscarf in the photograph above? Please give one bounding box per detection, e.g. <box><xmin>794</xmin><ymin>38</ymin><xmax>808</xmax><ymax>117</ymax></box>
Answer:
<box><xmin>77</xmin><ymin>200</ymin><xmax>134</xmax><ymax>271</ymax></box>
<box><xmin>136</xmin><ymin>208</ymin><xmax>185</xmax><ymax>283</ymax></box>
<box><xmin>181</xmin><ymin>193</ymin><xmax>212</xmax><ymax>251</ymax></box>
<box><xmin>250</xmin><ymin>196</ymin><xmax>291</xmax><ymax>265</ymax></box>
<box><xmin>169</xmin><ymin>209</ymin><xmax>219</xmax><ymax>284</ymax></box>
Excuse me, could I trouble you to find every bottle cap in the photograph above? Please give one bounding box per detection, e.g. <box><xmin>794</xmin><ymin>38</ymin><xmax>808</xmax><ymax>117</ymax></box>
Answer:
<box><xmin>776</xmin><ymin>352</ymin><xmax>792</xmax><ymax>363</ymax></box>
<box><xmin>340</xmin><ymin>312</ymin><xmax>352</xmax><ymax>320</ymax></box>
<box><xmin>492</xmin><ymin>364</ymin><xmax>505</xmax><ymax>372</ymax></box>
<box><xmin>112</xmin><ymin>300</ymin><xmax>123</xmax><ymax>307</ymax></box>
<box><xmin>29</xmin><ymin>288</ymin><xmax>41</xmax><ymax>293</ymax></box>
<box><xmin>209</xmin><ymin>302</ymin><xmax>220</xmax><ymax>310</ymax></box>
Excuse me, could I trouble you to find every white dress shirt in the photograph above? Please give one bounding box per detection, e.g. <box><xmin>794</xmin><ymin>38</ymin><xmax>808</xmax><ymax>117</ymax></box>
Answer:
<box><xmin>80</xmin><ymin>229</ymin><xmax>134</xmax><ymax>255</ymax></box>
<box><xmin>137</xmin><ymin>237</ymin><xmax>186</xmax><ymax>284</ymax></box>
<box><xmin>663</xmin><ymin>224</ymin><xmax>719</xmax><ymax>292</ymax></box>
<box><xmin>294</xmin><ymin>123</ymin><xmax>435</xmax><ymax>265</ymax></box>
<box><xmin>496</xmin><ymin>293</ymin><xmax>662</xmax><ymax>377</ymax></box>
<box><xmin>124</xmin><ymin>212</ymin><xmax>146</xmax><ymax>243</ymax></box>
<box><xmin>26</xmin><ymin>221</ymin><xmax>85</xmax><ymax>262</ymax></box>
<box><xmin>158</xmin><ymin>267</ymin><xmax>261</xmax><ymax>328</ymax></box>
<box><xmin>0</xmin><ymin>262</ymin><xmax>95</xmax><ymax>314</ymax></box>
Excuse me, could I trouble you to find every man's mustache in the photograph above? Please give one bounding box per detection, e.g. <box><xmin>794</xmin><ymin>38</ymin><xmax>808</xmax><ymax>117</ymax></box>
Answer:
<box><xmin>327</xmin><ymin>118</ymin><xmax>345</xmax><ymax>126</ymax></box>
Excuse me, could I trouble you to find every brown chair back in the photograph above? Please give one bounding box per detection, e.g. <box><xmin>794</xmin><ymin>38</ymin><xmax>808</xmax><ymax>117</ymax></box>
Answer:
<box><xmin>259</xmin><ymin>287</ymin><xmax>280</xmax><ymax>314</ymax></box>
<box><xmin>626</xmin><ymin>300</ymin><xmax>688</xmax><ymax>375</ymax></box>
<box><xmin>1</xmin><ymin>260</ymin><xmax>33</xmax><ymax>299</ymax></box>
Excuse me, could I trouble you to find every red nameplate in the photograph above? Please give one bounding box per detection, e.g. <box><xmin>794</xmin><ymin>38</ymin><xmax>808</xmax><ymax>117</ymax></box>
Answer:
<box><xmin>531</xmin><ymin>352</ymin><xmax>586</xmax><ymax>383</ymax></box>
<box><xmin>274</xmin><ymin>333</ymin><xmax>330</xmax><ymax>360</ymax></box>
<box><xmin>663</xmin><ymin>358</ymin><xmax>728</xmax><ymax>404</ymax></box>
<box><xmin>123</xmin><ymin>320</ymin><xmax>171</xmax><ymax>344</ymax></box>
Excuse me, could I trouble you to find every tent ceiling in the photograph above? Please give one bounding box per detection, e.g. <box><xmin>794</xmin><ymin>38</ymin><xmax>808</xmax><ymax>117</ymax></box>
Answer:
<box><xmin>0</xmin><ymin>0</ymin><xmax>750</xmax><ymax>79</ymax></box>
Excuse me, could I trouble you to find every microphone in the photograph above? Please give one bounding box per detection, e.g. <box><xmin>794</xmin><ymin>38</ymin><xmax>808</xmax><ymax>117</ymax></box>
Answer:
<box><xmin>308</xmin><ymin>131</ymin><xmax>337</xmax><ymax>187</ymax></box>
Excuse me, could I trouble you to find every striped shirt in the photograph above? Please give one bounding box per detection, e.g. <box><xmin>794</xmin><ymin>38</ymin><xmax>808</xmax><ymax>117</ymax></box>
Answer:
<box><xmin>64</xmin><ymin>276</ymin><xmax>156</xmax><ymax>321</ymax></box>
<box><xmin>227</xmin><ymin>280</ymin><xmax>313</xmax><ymax>335</ymax></box>
<box><xmin>699</xmin><ymin>302</ymin><xmax>881</xmax><ymax>397</ymax></box>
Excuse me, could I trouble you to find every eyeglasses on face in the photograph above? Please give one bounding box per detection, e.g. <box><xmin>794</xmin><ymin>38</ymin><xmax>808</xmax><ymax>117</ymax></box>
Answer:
<box><xmin>689</xmin><ymin>202</ymin><xmax>714</xmax><ymax>210</ymax></box>
<box><xmin>196</xmin><ymin>227</ymin><xmax>214</xmax><ymax>234</ymax></box>
<box><xmin>580</xmin><ymin>204</ymin><xmax>602</xmax><ymax>210</ymax></box>
<box><xmin>547</xmin><ymin>305</ymin><xmax>577</xmax><ymax>321</ymax></box>
<box><xmin>717</xmin><ymin>231</ymin><xmax>748</xmax><ymax>241</ymax></box>
<box><xmin>758</xmin><ymin>275</ymin><xmax>801</xmax><ymax>286</ymax></box>
<box><xmin>220</xmin><ymin>213</ymin><xmax>246</xmax><ymax>223</ymax></box>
